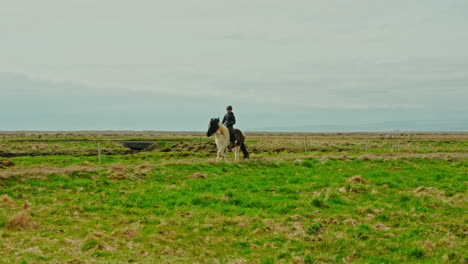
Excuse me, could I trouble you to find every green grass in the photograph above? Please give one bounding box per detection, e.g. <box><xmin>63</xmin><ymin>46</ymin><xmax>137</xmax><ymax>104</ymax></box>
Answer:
<box><xmin>1</xmin><ymin>153</ymin><xmax>467</xmax><ymax>263</ymax></box>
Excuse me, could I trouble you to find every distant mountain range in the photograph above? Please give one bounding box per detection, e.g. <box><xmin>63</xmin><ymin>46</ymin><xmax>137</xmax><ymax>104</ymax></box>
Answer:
<box><xmin>252</xmin><ymin>120</ymin><xmax>468</xmax><ymax>132</ymax></box>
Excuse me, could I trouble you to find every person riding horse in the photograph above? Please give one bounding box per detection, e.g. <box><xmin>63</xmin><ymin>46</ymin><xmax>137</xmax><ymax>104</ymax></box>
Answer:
<box><xmin>222</xmin><ymin>105</ymin><xmax>237</xmax><ymax>145</ymax></box>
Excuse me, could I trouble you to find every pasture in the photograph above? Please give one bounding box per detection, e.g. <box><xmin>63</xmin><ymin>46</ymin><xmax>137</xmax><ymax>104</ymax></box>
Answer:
<box><xmin>0</xmin><ymin>132</ymin><xmax>467</xmax><ymax>263</ymax></box>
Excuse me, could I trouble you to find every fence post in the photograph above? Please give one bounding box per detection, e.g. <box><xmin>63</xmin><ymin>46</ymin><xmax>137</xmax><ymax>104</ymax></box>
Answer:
<box><xmin>98</xmin><ymin>143</ymin><xmax>102</xmax><ymax>164</ymax></box>
<box><xmin>365</xmin><ymin>137</ymin><xmax>369</xmax><ymax>152</ymax></box>
<box><xmin>304</xmin><ymin>135</ymin><xmax>308</xmax><ymax>152</ymax></box>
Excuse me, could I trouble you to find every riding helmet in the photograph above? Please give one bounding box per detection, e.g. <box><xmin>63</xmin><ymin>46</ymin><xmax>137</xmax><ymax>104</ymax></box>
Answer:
<box><xmin>226</xmin><ymin>105</ymin><xmax>233</xmax><ymax>110</ymax></box>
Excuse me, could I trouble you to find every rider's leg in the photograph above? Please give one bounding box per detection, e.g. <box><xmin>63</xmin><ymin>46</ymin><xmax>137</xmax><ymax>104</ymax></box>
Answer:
<box><xmin>228</xmin><ymin>127</ymin><xmax>236</xmax><ymax>144</ymax></box>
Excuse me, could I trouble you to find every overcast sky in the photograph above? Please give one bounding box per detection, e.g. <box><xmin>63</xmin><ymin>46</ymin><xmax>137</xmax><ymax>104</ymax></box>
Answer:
<box><xmin>1</xmin><ymin>0</ymin><xmax>467</xmax><ymax>131</ymax></box>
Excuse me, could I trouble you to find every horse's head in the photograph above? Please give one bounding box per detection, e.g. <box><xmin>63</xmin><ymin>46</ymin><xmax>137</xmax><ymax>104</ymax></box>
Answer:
<box><xmin>207</xmin><ymin>118</ymin><xmax>220</xmax><ymax>137</ymax></box>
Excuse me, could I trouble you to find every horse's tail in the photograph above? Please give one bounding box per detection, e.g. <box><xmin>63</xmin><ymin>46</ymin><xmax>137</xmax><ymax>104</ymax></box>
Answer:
<box><xmin>234</xmin><ymin>129</ymin><xmax>249</xmax><ymax>159</ymax></box>
<box><xmin>240</xmin><ymin>142</ymin><xmax>249</xmax><ymax>159</ymax></box>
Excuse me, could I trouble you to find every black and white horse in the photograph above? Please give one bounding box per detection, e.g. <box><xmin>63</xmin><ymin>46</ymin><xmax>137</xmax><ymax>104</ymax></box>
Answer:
<box><xmin>206</xmin><ymin>118</ymin><xmax>249</xmax><ymax>162</ymax></box>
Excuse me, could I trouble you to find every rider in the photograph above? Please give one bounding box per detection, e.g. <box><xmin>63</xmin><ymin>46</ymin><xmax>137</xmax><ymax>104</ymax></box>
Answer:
<box><xmin>222</xmin><ymin>105</ymin><xmax>237</xmax><ymax>145</ymax></box>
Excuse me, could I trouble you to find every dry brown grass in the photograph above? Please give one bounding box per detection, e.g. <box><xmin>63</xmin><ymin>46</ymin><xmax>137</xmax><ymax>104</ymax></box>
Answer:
<box><xmin>1</xmin><ymin>194</ymin><xmax>17</xmax><ymax>207</ymax></box>
<box><xmin>0</xmin><ymin>159</ymin><xmax>14</xmax><ymax>169</ymax></box>
<box><xmin>7</xmin><ymin>211</ymin><xmax>34</xmax><ymax>229</ymax></box>
<box><xmin>347</xmin><ymin>175</ymin><xmax>366</xmax><ymax>184</ymax></box>
<box><xmin>1</xmin><ymin>150</ymin><xmax>465</xmax><ymax>180</ymax></box>
<box><xmin>412</xmin><ymin>186</ymin><xmax>465</xmax><ymax>205</ymax></box>
<box><xmin>343</xmin><ymin>219</ymin><xmax>357</xmax><ymax>226</ymax></box>
<box><xmin>21</xmin><ymin>200</ymin><xmax>32</xmax><ymax>210</ymax></box>
<box><xmin>359</xmin><ymin>154</ymin><xmax>377</xmax><ymax>161</ymax></box>
<box><xmin>413</xmin><ymin>186</ymin><xmax>445</xmax><ymax>196</ymax></box>
<box><xmin>188</xmin><ymin>172</ymin><xmax>207</xmax><ymax>179</ymax></box>
<box><xmin>337</xmin><ymin>187</ymin><xmax>347</xmax><ymax>193</ymax></box>
<box><xmin>109</xmin><ymin>172</ymin><xmax>128</xmax><ymax>180</ymax></box>
<box><xmin>373</xmin><ymin>223</ymin><xmax>391</xmax><ymax>231</ymax></box>
<box><xmin>0</xmin><ymin>164</ymin><xmax>105</xmax><ymax>179</ymax></box>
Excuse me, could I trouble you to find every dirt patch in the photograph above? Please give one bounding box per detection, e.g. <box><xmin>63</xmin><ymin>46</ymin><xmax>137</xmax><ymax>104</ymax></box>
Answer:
<box><xmin>188</xmin><ymin>172</ymin><xmax>207</xmax><ymax>179</ymax></box>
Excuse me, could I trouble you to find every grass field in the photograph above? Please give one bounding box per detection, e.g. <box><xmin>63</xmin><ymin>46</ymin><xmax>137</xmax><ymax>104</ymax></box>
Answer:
<box><xmin>0</xmin><ymin>132</ymin><xmax>467</xmax><ymax>263</ymax></box>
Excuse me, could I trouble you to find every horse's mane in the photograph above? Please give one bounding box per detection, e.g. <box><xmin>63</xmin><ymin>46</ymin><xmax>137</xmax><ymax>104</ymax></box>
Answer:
<box><xmin>218</xmin><ymin>123</ymin><xmax>229</xmax><ymax>136</ymax></box>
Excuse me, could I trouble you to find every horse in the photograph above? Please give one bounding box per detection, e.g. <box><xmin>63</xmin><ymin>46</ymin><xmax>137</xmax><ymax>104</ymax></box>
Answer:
<box><xmin>206</xmin><ymin>118</ymin><xmax>249</xmax><ymax>162</ymax></box>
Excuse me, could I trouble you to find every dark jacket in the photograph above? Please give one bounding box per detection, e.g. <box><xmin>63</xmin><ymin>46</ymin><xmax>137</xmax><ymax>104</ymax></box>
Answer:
<box><xmin>222</xmin><ymin>112</ymin><xmax>236</xmax><ymax>127</ymax></box>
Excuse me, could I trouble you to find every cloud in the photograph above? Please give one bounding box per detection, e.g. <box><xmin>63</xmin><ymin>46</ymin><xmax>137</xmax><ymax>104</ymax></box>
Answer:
<box><xmin>0</xmin><ymin>1</ymin><xmax>467</xmax><ymax>130</ymax></box>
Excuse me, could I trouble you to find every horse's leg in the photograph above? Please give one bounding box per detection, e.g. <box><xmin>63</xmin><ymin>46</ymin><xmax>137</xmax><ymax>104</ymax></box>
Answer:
<box><xmin>216</xmin><ymin>148</ymin><xmax>222</xmax><ymax>162</ymax></box>
<box><xmin>233</xmin><ymin>146</ymin><xmax>239</xmax><ymax>161</ymax></box>
<box><xmin>223</xmin><ymin>146</ymin><xmax>228</xmax><ymax>162</ymax></box>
